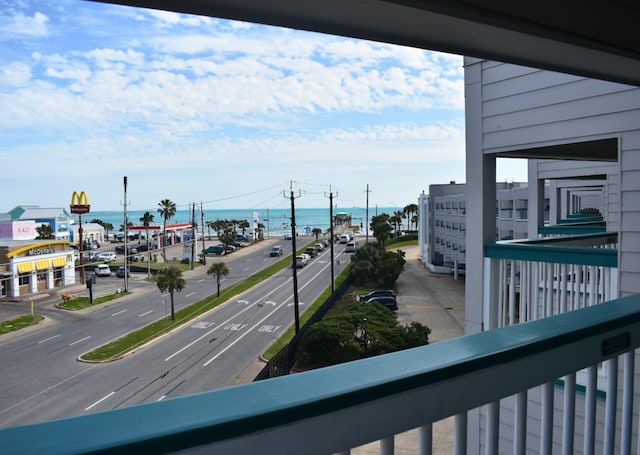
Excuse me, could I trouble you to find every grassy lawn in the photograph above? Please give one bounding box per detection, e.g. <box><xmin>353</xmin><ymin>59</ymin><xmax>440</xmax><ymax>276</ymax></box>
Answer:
<box><xmin>58</xmin><ymin>292</ymin><xmax>131</xmax><ymax>310</ymax></box>
<box><xmin>0</xmin><ymin>314</ymin><xmax>44</xmax><ymax>335</ymax></box>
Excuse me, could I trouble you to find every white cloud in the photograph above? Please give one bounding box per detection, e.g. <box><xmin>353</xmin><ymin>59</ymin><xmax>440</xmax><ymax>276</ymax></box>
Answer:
<box><xmin>0</xmin><ymin>10</ymin><xmax>49</xmax><ymax>38</ymax></box>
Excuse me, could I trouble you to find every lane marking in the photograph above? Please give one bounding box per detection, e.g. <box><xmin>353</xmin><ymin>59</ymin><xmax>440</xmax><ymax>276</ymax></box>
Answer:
<box><xmin>70</xmin><ymin>336</ymin><xmax>91</xmax><ymax>346</ymax></box>
<box><xmin>185</xmin><ymin>292</ymin><xmax>196</xmax><ymax>298</ymax></box>
<box><xmin>139</xmin><ymin>310</ymin><xmax>153</xmax><ymax>317</ymax></box>
<box><xmin>38</xmin><ymin>334</ymin><xmax>60</xmax><ymax>344</ymax></box>
<box><xmin>112</xmin><ymin>310</ymin><xmax>127</xmax><ymax>316</ymax></box>
<box><xmin>85</xmin><ymin>392</ymin><xmax>115</xmax><ymax>411</ymax></box>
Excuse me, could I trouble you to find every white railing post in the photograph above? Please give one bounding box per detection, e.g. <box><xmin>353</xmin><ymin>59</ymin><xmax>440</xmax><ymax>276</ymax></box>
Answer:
<box><xmin>514</xmin><ymin>391</ymin><xmax>527</xmax><ymax>455</ymax></box>
<box><xmin>541</xmin><ymin>382</ymin><xmax>554</xmax><ymax>454</ymax></box>
<box><xmin>561</xmin><ymin>373</ymin><xmax>576</xmax><ymax>455</ymax></box>
<box><xmin>604</xmin><ymin>357</ymin><xmax>618</xmax><ymax>455</ymax></box>
<box><xmin>454</xmin><ymin>413</ymin><xmax>467</xmax><ymax>455</ymax></box>
<box><xmin>584</xmin><ymin>366</ymin><xmax>597</xmax><ymax>455</ymax></box>
<box><xmin>380</xmin><ymin>436</ymin><xmax>394</xmax><ymax>455</ymax></box>
<box><xmin>622</xmin><ymin>352</ymin><xmax>634</xmax><ymax>454</ymax></box>
<box><xmin>419</xmin><ymin>424</ymin><xmax>432</xmax><ymax>455</ymax></box>
<box><xmin>485</xmin><ymin>401</ymin><xmax>499</xmax><ymax>454</ymax></box>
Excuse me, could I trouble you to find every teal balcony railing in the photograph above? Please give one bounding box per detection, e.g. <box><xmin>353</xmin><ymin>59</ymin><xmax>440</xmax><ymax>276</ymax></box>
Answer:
<box><xmin>484</xmin><ymin>233</ymin><xmax>618</xmax><ymax>328</ymax></box>
<box><xmin>2</xmin><ymin>293</ymin><xmax>639</xmax><ymax>454</ymax></box>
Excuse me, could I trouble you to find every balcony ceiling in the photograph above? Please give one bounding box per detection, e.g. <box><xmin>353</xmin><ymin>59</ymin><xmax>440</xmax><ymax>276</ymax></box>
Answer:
<box><xmin>95</xmin><ymin>0</ymin><xmax>640</xmax><ymax>87</ymax></box>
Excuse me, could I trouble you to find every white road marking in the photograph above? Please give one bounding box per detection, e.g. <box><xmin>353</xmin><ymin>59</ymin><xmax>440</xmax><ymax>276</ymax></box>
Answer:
<box><xmin>38</xmin><ymin>334</ymin><xmax>60</xmax><ymax>343</ymax></box>
<box><xmin>112</xmin><ymin>310</ymin><xmax>127</xmax><ymax>316</ymax></box>
<box><xmin>185</xmin><ymin>292</ymin><xmax>196</xmax><ymax>298</ymax></box>
<box><xmin>70</xmin><ymin>336</ymin><xmax>91</xmax><ymax>346</ymax></box>
<box><xmin>157</xmin><ymin>395</ymin><xmax>166</xmax><ymax>401</ymax></box>
<box><xmin>85</xmin><ymin>392</ymin><xmax>115</xmax><ymax>411</ymax></box>
<box><xmin>139</xmin><ymin>310</ymin><xmax>153</xmax><ymax>317</ymax></box>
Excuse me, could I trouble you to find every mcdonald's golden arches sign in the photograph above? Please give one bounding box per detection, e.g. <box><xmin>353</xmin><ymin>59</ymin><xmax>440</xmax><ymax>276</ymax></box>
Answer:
<box><xmin>70</xmin><ymin>191</ymin><xmax>91</xmax><ymax>214</ymax></box>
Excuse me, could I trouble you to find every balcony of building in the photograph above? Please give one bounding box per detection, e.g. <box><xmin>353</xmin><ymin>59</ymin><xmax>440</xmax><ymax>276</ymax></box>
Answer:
<box><xmin>2</xmin><ymin>289</ymin><xmax>638</xmax><ymax>454</ymax></box>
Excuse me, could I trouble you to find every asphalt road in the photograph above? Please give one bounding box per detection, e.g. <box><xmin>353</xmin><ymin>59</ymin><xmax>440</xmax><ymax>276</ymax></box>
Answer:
<box><xmin>0</xmin><ymin>236</ymin><xmax>354</xmax><ymax>427</ymax></box>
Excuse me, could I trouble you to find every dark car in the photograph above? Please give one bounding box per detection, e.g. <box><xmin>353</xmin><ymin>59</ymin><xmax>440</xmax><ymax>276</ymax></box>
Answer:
<box><xmin>202</xmin><ymin>245</ymin><xmax>225</xmax><ymax>255</ymax></box>
<box><xmin>366</xmin><ymin>296</ymin><xmax>398</xmax><ymax>311</ymax></box>
<box><xmin>305</xmin><ymin>247</ymin><xmax>318</xmax><ymax>258</ymax></box>
<box><xmin>270</xmin><ymin>245</ymin><xmax>283</xmax><ymax>257</ymax></box>
<box><xmin>359</xmin><ymin>289</ymin><xmax>395</xmax><ymax>301</ymax></box>
<box><xmin>136</xmin><ymin>243</ymin><xmax>152</xmax><ymax>252</ymax></box>
<box><xmin>116</xmin><ymin>267</ymin><xmax>130</xmax><ymax>278</ymax></box>
<box><xmin>115</xmin><ymin>245</ymin><xmax>138</xmax><ymax>254</ymax></box>
<box><xmin>236</xmin><ymin>234</ymin><xmax>250</xmax><ymax>242</ymax></box>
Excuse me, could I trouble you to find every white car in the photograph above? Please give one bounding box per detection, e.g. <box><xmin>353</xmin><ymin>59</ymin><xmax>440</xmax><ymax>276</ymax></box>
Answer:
<box><xmin>345</xmin><ymin>242</ymin><xmax>356</xmax><ymax>253</ymax></box>
<box><xmin>94</xmin><ymin>264</ymin><xmax>112</xmax><ymax>277</ymax></box>
<box><xmin>97</xmin><ymin>252</ymin><xmax>116</xmax><ymax>262</ymax></box>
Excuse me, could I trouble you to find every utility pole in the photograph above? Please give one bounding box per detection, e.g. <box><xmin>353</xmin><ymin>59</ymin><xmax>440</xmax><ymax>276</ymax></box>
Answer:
<box><xmin>122</xmin><ymin>176</ymin><xmax>129</xmax><ymax>292</ymax></box>
<box><xmin>189</xmin><ymin>202</ymin><xmax>195</xmax><ymax>269</ymax></box>
<box><xmin>365</xmin><ymin>184</ymin><xmax>371</xmax><ymax>244</ymax></box>
<box><xmin>200</xmin><ymin>201</ymin><xmax>206</xmax><ymax>264</ymax></box>
<box><xmin>285</xmin><ymin>182</ymin><xmax>302</xmax><ymax>334</ymax></box>
<box><xmin>325</xmin><ymin>186</ymin><xmax>337</xmax><ymax>294</ymax></box>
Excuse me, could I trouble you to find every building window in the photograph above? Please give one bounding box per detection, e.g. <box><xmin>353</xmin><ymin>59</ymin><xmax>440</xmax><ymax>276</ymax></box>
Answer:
<box><xmin>19</xmin><ymin>274</ymin><xmax>31</xmax><ymax>286</ymax></box>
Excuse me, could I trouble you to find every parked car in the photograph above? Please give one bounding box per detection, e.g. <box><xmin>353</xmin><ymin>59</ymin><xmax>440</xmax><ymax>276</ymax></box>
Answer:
<box><xmin>94</xmin><ymin>264</ymin><xmax>112</xmax><ymax>277</ymax></box>
<box><xmin>236</xmin><ymin>234</ymin><xmax>250</xmax><ymax>242</ymax></box>
<box><xmin>130</xmin><ymin>253</ymin><xmax>145</xmax><ymax>262</ymax></box>
<box><xmin>305</xmin><ymin>247</ymin><xmax>318</xmax><ymax>258</ymax></box>
<box><xmin>115</xmin><ymin>245</ymin><xmax>138</xmax><ymax>254</ymax></box>
<box><xmin>365</xmin><ymin>296</ymin><xmax>398</xmax><ymax>311</ymax></box>
<box><xmin>202</xmin><ymin>245</ymin><xmax>225</xmax><ymax>255</ymax></box>
<box><xmin>116</xmin><ymin>267</ymin><xmax>130</xmax><ymax>278</ymax></box>
<box><xmin>315</xmin><ymin>243</ymin><xmax>324</xmax><ymax>252</ymax></box>
<box><xmin>359</xmin><ymin>289</ymin><xmax>395</xmax><ymax>301</ymax></box>
<box><xmin>345</xmin><ymin>241</ymin><xmax>356</xmax><ymax>253</ymax></box>
<box><xmin>270</xmin><ymin>245</ymin><xmax>283</xmax><ymax>257</ymax></box>
<box><xmin>222</xmin><ymin>244</ymin><xmax>237</xmax><ymax>252</ymax></box>
<box><xmin>83</xmin><ymin>251</ymin><xmax>99</xmax><ymax>262</ymax></box>
<box><xmin>295</xmin><ymin>255</ymin><xmax>307</xmax><ymax>268</ymax></box>
<box><xmin>136</xmin><ymin>243</ymin><xmax>151</xmax><ymax>252</ymax></box>
<box><xmin>300</xmin><ymin>253</ymin><xmax>311</xmax><ymax>263</ymax></box>
<box><xmin>97</xmin><ymin>252</ymin><xmax>116</xmax><ymax>262</ymax></box>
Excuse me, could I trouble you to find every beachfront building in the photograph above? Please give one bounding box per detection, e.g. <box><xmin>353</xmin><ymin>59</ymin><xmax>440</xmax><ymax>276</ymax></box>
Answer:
<box><xmin>5</xmin><ymin>206</ymin><xmax>73</xmax><ymax>241</ymax></box>
<box><xmin>69</xmin><ymin>222</ymin><xmax>106</xmax><ymax>247</ymax></box>
<box><xmin>464</xmin><ymin>58</ymin><xmax>634</xmax><ymax>453</ymax></box>
<box><xmin>418</xmin><ymin>181</ymin><xmax>546</xmax><ymax>276</ymax></box>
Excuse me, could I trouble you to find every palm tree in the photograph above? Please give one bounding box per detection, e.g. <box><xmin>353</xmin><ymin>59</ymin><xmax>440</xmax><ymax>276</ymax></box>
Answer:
<box><xmin>238</xmin><ymin>220</ymin><xmax>250</xmax><ymax>236</ymax></box>
<box><xmin>156</xmin><ymin>265</ymin><xmax>186</xmax><ymax>321</ymax></box>
<box><xmin>36</xmin><ymin>224</ymin><xmax>54</xmax><ymax>239</ymax></box>
<box><xmin>207</xmin><ymin>262</ymin><xmax>230</xmax><ymax>297</ymax></box>
<box><xmin>103</xmin><ymin>222</ymin><xmax>114</xmax><ymax>241</ymax></box>
<box><xmin>389</xmin><ymin>214</ymin><xmax>403</xmax><ymax>236</ymax></box>
<box><xmin>157</xmin><ymin>199</ymin><xmax>177</xmax><ymax>261</ymax></box>
<box><xmin>140</xmin><ymin>212</ymin><xmax>154</xmax><ymax>278</ymax></box>
<box><xmin>403</xmin><ymin>204</ymin><xmax>418</xmax><ymax>232</ymax></box>
<box><xmin>312</xmin><ymin>228</ymin><xmax>322</xmax><ymax>241</ymax></box>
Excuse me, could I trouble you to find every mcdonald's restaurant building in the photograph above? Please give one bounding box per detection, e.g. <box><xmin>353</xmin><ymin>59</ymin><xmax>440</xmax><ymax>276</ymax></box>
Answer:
<box><xmin>0</xmin><ymin>240</ymin><xmax>75</xmax><ymax>299</ymax></box>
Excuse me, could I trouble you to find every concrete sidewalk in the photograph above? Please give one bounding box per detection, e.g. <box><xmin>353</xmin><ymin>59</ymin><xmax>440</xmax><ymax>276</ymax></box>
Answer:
<box><xmin>350</xmin><ymin>244</ymin><xmax>465</xmax><ymax>454</ymax></box>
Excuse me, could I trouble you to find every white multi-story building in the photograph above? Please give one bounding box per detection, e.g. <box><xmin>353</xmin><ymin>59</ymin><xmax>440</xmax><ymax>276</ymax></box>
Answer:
<box><xmin>419</xmin><ymin>182</ymin><xmax>549</xmax><ymax>276</ymax></box>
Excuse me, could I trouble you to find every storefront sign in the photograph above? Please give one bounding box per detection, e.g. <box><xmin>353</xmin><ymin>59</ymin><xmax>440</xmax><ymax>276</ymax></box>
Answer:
<box><xmin>26</xmin><ymin>247</ymin><xmax>56</xmax><ymax>256</ymax></box>
<box><xmin>70</xmin><ymin>191</ymin><xmax>91</xmax><ymax>214</ymax></box>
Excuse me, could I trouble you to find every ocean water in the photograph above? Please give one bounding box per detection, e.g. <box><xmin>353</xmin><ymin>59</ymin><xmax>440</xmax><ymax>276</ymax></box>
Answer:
<box><xmin>76</xmin><ymin>207</ymin><xmax>399</xmax><ymax>237</ymax></box>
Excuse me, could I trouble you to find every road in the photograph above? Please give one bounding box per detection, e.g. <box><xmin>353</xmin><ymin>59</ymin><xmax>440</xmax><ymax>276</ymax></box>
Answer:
<box><xmin>0</xmin><ymin>237</ymin><xmax>355</xmax><ymax>427</ymax></box>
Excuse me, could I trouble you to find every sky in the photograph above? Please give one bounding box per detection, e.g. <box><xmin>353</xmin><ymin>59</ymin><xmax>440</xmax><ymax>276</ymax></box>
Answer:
<box><xmin>0</xmin><ymin>0</ymin><xmax>526</xmax><ymax>213</ymax></box>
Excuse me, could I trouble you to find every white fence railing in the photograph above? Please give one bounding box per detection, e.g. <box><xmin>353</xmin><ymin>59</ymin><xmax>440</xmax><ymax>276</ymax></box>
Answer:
<box><xmin>3</xmin><ymin>294</ymin><xmax>640</xmax><ymax>454</ymax></box>
<box><xmin>484</xmin><ymin>233</ymin><xmax>618</xmax><ymax>329</ymax></box>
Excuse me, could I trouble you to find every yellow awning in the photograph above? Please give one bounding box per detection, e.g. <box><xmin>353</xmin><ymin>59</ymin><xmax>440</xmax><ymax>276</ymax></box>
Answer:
<box><xmin>17</xmin><ymin>262</ymin><xmax>34</xmax><ymax>274</ymax></box>
<box><xmin>53</xmin><ymin>257</ymin><xmax>67</xmax><ymax>268</ymax></box>
<box><xmin>36</xmin><ymin>259</ymin><xmax>52</xmax><ymax>270</ymax></box>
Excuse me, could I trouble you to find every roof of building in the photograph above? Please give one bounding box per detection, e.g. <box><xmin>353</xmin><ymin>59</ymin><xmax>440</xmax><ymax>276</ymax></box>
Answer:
<box><xmin>8</xmin><ymin>206</ymin><xmax>71</xmax><ymax>221</ymax></box>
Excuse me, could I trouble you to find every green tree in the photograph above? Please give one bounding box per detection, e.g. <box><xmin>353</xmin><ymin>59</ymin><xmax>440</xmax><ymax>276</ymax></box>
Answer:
<box><xmin>238</xmin><ymin>220</ymin><xmax>250</xmax><ymax>236</ymax></box>
<box><xmin>157</xmin><ymin>199</ymin><xmax>177</xmax><ymax>260</ymax></box>
<box><xmin>156</xmin><ymin>265</ymin><xmax>186</xmax><ymax>321</ymax></box>
<box><xmin>90</xmin><ymin>219</ymin><xmax>104</xmax><ymax>226</ymax></box>
<box><xmin>207</xmin><ymin>261</ymin><xmax>230</xmax><ymax>297</ymax></box>
<box><xmin>311</xmin><ymin>227</ymin><xmax>322</xmax><ymax>241</ymax></box>
<box><xmin>103</xmin><ymin>222</ymin><xmax>114</xmax><ymax>241</ymax></box>
<box><xmin>403</xmin><ymin>203</ymin><xmax>418</xmax><ymax>231</ymax></box>
<box><xmin>35</xmin><ymin>224</ymin><xmax>54</xmax><ymax>239</ymax></box>
<box><xmin>350</xmin><ymin>243</ymin><xmax>405</xmax><ymax>287</ymax></box>
<box><xmin>389</xmin><ymin>212</ymin><xmax>403</xmax><ymax>236</ymax></box>
<box><xmin>297</xmin><ymin>302</ymin><xmax>429</xmax><ymax>368</ymax></box>
<box><xmin>370</xmin><ymin>213</ymin><xmax>393</xmax><ymax>246</ymax></box>
<box><xmin>140</xmin><ymin>211</ymin><xmax>154</xmax><ymax>278</ymax></box>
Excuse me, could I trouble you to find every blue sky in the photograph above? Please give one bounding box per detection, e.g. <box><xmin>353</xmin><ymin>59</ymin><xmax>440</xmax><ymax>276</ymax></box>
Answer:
<box><xmin>1</xmin><ymin>0</ymin><xmax>525</xmax><ymax>212</ymax></box>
